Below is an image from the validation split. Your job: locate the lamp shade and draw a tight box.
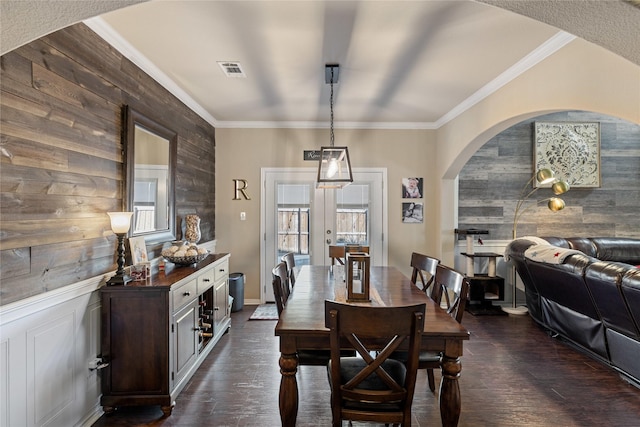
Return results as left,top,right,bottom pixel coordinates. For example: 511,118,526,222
316,146,353,188
536,168,556,185
547,197,566,212
108,212,133,234
551,180,570,195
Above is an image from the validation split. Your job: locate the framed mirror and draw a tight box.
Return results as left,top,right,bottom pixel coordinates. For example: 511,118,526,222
124,105,177,245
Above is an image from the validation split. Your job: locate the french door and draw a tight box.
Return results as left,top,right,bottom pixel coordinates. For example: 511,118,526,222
261,168,387,302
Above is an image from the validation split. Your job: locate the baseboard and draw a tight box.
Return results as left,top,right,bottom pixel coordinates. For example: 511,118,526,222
76,404,104,427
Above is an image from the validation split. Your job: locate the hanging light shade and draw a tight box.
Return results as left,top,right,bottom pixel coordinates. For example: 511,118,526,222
317,64,353,189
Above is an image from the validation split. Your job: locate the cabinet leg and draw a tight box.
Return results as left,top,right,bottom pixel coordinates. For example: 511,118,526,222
102,406,115,414
161,403,175,416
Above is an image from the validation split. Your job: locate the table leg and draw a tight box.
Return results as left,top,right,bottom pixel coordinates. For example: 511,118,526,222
279,351,299,427
439,354,462,427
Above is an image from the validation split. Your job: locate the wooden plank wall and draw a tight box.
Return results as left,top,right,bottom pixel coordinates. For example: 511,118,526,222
458,111,640,241
0,24,216,305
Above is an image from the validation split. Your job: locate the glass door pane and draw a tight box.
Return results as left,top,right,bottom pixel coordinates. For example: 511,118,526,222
276,183,310,268
336,184,369,246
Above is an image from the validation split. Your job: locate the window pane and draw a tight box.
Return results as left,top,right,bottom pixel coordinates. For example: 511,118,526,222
336,184,369,245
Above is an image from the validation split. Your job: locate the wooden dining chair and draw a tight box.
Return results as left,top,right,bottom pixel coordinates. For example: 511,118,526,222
392,264,469,393
410,252,440,295
329,245,370,266
271,262,290,316
281,252,297,288
329,245,345,266
423,264,469,392
325,300,425,427
272,262,349,366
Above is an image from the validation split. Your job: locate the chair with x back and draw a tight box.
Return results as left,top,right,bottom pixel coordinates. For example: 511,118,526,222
325,300,425,427
421,264,469,392
281,252,297,288
410,252,440,295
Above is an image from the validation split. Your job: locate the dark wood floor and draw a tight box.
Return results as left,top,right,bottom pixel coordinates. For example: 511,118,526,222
92,305,640,426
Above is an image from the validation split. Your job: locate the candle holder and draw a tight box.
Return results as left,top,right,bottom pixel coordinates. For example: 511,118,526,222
346,252,370,302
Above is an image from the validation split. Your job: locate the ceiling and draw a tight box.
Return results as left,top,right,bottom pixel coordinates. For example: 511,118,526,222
3,1,639,129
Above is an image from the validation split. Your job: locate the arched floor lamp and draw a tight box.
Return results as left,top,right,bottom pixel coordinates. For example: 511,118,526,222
502,168,570,315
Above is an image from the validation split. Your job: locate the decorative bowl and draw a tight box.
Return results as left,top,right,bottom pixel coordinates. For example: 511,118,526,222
163,251,210,266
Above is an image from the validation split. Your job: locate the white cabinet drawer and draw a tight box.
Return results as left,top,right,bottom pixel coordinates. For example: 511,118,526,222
197,269,216,294
173,279,198,311
214,260,229,281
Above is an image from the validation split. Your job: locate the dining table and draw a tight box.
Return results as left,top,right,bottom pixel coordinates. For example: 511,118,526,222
274,265,470,427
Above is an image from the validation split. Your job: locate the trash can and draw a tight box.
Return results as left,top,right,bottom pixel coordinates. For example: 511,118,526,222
228,273,244,312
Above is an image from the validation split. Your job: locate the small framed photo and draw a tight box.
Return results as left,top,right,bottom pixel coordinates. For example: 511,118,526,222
130,262,150,282
402,177,423,199
402,202,423,223
129,236,148,265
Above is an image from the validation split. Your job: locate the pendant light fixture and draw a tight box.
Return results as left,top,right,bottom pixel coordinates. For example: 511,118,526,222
317,64,353,189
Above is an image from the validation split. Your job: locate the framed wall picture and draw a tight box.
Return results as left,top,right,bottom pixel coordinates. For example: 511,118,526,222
534,122,601,188
402,177,423,199
402,202,423,223
128,236,148,265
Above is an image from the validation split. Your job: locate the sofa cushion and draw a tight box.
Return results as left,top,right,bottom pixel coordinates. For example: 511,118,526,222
566,237,598,257
591,238,640,265
525,253,600,319
585,261,639,338
621,268,640,336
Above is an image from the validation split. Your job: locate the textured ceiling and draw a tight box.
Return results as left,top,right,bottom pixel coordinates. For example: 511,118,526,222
2,1,638,129
478,0,640,66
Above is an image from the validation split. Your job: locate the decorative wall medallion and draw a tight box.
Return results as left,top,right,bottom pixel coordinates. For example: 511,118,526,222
534,122,600,188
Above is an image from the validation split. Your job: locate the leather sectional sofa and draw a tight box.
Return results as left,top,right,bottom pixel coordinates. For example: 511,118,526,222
505,237,640,386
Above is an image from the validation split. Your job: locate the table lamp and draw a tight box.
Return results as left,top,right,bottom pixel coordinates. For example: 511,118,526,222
107,211,134,286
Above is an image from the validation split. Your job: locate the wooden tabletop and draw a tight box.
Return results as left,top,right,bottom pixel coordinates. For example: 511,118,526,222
275,265,469,340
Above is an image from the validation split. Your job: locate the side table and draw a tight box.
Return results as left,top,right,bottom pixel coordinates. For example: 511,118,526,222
460,252,506,315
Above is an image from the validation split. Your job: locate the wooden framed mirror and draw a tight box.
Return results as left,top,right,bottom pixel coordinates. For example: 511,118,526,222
124,105,177,245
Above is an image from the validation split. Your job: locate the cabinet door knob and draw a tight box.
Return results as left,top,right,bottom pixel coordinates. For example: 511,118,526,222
183,291,191,296
203,278,210,282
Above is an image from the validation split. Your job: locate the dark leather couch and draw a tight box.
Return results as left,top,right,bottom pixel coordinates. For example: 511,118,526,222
505,237,640,386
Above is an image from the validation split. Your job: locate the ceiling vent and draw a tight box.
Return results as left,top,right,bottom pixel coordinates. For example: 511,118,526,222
217,61,246,78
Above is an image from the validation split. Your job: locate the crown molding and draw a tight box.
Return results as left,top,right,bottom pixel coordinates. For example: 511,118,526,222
84,16,219,127
85,17,574,131
434,31,576,128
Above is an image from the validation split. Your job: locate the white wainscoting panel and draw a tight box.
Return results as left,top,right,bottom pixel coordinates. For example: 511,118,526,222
28,313,75,426
0,278,102,427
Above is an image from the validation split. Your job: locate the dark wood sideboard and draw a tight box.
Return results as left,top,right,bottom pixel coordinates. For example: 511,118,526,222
100,253,231,415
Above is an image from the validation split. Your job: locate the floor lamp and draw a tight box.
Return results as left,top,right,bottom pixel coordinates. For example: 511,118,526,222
502,168,570,315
